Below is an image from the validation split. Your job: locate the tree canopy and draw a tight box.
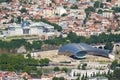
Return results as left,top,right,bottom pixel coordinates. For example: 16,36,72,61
0,54,38,73
53,67,60,72
113,69,120,80
61,67,68,73
0,39,43,53
106,0,111,2
104,42,114,50
94,1,105,9
39,58,50,66
1,32,120,53
52,77,65,80
85,6,95,14
0,0,12,3
94,1,100,8
111,60,118,70
97,9,103,14
40,18,62,31
112,7,120,13
70,4,78,9
20,8,28,13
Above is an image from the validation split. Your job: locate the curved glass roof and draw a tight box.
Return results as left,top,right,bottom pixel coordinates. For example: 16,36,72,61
21,21,30,27
59,44,81,54
58,43,111,58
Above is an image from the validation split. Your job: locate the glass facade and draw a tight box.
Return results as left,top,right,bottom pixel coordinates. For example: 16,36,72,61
58,43,111,58
23,29,30,34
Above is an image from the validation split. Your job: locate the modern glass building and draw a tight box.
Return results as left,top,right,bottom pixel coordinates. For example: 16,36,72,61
58,43,115,59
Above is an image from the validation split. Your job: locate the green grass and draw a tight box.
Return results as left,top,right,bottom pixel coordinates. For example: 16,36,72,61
42,68,53,73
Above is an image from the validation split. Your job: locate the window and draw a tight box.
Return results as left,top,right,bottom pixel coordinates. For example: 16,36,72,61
23,29,30,34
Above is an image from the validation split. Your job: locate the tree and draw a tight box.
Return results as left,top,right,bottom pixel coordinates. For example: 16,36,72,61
24,42,32,51
94,1,100,8
67,31,80,43
104,42,113,50
10,18,14,23
107,28,112,32
40,18,62,31
98,9,103,14
52,77,58,80
0,0,12,3
113,69,120,80
53,67,60,72
82,64,86,70
0,54,39,74
61,67,68,73
70,4,78,9
5,0,12,3
106,0,111,2
63,6,67,9
107,69,112,78
39,58,50,66
94,1,105,9
111,60,118,70
59,77,65,80
112,7,120,13
37,70,43,78
85,6,95,23
51,0,55,3
0,0,5,3
17,16,22,23
26,54,31,59
23,66,33,74
20,8,27,13
61,13,67,17
85,6,95,15
76,77,80,80
23,76,28,80
52,77,64,80
100,3,105,8
32,40,42,50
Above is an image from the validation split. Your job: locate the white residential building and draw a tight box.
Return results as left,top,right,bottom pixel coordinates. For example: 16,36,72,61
70,69,113,78
102,11,113,18
55,6,67,16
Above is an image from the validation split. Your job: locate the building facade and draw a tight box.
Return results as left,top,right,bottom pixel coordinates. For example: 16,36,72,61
7,21,56,38
58,43,115,59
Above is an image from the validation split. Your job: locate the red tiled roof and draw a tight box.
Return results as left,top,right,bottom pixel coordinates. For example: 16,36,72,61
0,73,3,77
